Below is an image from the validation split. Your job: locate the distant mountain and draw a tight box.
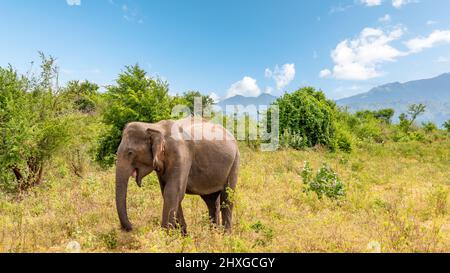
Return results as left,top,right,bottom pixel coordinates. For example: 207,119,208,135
216,93,277,109
337,73,450,125
214,93,277,117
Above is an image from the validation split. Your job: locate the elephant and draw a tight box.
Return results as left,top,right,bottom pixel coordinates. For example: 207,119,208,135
115,117,240,235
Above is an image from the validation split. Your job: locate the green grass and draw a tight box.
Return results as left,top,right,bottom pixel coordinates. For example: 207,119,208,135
1,140,449,253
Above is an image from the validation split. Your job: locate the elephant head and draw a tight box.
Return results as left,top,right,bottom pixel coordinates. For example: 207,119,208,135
115,122,166,231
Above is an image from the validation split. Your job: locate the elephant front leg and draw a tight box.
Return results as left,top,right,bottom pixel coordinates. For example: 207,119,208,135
161,181,186,233
161,192,179,230
177,204,188,236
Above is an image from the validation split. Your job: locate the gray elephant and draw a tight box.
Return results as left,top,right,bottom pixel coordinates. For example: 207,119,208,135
115,118,240,235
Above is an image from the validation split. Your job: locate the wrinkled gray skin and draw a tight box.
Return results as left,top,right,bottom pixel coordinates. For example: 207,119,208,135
115,118,239,235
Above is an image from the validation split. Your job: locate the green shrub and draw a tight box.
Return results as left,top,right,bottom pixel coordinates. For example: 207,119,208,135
356,109,395,124
250,221,274,247
99,229,118,250
443,119,450,133
96,65,172,167
422,122,437,133
301,161,346,199
274,87,336,149
171,90,214,116
0,54,82,192
335,108,385,145
62,80,102,114
335,124,353,153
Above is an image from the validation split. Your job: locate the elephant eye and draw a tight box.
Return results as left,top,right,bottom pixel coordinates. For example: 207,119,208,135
127,149,134,157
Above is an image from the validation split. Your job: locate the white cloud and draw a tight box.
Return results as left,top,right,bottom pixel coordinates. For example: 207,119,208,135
361,0,382,7
378,14,391,23
405,30,450,53
322,27,406,80
226,77,261,98
392,0,415,8
359,0,416,8
265,63,296,90
66,0,81,6
427,20,437,26
329,4,353,14
321,26,450,81
319,69,332,78
209,92,220,103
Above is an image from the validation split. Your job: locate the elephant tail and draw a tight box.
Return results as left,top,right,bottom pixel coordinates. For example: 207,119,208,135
225,150,240,192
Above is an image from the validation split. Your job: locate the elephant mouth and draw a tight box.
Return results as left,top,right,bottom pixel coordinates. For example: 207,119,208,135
131,168,143,187
131,168,137,178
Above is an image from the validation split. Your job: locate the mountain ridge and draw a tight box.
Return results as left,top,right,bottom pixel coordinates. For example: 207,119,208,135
337,73,450,125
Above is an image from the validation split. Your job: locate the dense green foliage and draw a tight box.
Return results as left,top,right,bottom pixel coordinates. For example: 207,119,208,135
355,108,395,124
95,65,172,167
0,55,102,192
172,90,214,116
444,119,450,132
274,87,337,150
63,80,102,114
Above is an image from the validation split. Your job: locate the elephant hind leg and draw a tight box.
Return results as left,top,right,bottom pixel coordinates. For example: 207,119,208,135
221,153,239,233
201,192,221,225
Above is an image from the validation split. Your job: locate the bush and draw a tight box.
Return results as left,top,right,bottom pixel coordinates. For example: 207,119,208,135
274,87,336,149
62,80,102,114
171,90,215,116
443,119,450,133
422,122,437,134
335,125,353,153
301,161,346,199
356,109,395,124
280,129,307,150
96,65,172,167
336,108,390,144
0,54,81,192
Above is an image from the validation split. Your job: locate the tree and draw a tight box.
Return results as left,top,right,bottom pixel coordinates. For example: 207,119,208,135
407,104,426,125
422,121,437,133
443,119,450,133
373,109,395,124
96,65,172,167
0,54,77,192
63,80,101,114
356,109,395,124
273,87,336,149
399,104,426,132
170,91,215,117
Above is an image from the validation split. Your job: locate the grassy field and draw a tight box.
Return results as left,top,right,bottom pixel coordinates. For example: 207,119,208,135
0,140,449,253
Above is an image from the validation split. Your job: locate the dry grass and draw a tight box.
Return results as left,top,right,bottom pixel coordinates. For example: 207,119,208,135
0,140,449,253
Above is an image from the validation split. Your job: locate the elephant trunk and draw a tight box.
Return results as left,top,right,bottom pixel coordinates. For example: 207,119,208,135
116,164,133,231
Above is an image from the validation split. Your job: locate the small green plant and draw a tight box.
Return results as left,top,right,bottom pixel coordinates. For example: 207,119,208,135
301,161,346,199
99,229,118,250
250,221,274,247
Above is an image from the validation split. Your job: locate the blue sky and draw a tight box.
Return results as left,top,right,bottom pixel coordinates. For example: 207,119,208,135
1,0,450,100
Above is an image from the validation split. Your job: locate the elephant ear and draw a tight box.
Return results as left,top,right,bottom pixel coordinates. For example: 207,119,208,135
147,128,166,173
